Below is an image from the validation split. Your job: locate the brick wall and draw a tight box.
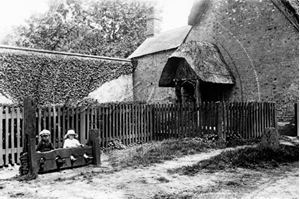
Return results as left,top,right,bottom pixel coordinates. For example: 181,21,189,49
132,51,176,103
186,0,298,126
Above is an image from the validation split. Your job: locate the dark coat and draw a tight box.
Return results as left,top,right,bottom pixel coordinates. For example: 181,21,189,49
36,140,54,152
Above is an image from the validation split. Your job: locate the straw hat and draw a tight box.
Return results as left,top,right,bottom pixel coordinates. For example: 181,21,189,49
65,130,76,139
39,129,51,136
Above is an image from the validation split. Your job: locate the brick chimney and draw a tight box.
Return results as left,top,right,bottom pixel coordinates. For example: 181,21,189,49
145,7,162,37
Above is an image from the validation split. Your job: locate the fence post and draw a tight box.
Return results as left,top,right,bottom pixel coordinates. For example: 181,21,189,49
24,97,38,177
295,103,299,137
0,107,3,166
90,129,101,166
216,102,224,141
80,106,86,144
150,104,155,141
274,103,278,134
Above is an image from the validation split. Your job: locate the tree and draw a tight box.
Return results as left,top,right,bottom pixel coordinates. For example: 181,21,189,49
3,0,156,58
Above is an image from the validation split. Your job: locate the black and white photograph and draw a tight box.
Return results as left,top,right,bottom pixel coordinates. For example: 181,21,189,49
0,0,298,198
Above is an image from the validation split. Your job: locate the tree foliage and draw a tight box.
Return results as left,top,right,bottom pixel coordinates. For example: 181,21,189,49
4,0,156,58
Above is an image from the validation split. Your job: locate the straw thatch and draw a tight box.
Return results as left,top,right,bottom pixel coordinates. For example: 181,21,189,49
159,41,235,87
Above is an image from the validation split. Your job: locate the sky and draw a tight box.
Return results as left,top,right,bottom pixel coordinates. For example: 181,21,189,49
0,0,194,42
158,0,194,31
0,0,48,40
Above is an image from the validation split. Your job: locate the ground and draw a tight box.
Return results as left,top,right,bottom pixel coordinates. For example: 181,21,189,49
0,143,298,199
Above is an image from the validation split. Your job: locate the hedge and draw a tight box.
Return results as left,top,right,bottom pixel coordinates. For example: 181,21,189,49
0,49,132,105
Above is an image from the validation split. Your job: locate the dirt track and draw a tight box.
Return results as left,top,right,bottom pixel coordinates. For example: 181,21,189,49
0,146,298,199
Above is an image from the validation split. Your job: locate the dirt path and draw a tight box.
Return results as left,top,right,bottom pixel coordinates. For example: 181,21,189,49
242,164,299,199
0,146,298,199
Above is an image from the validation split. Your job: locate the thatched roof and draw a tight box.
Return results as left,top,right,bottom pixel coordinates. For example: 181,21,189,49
128,25,192,59
159,41,235,87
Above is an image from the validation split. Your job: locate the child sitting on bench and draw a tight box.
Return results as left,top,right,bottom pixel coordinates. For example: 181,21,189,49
63,130,90,161
36,129,54,152
63,130,83,148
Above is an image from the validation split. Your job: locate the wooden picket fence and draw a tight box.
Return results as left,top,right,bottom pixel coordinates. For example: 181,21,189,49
154,103,219,139
0,102,277,166
0,106,23,166
222,102,277,139
153,102,277,140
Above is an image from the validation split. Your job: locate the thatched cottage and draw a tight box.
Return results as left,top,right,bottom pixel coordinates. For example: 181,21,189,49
129,0,299,133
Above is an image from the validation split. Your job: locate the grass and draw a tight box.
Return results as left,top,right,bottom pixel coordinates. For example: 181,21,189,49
54,176,77,182
153,193,193,199
170,144,299,175
53,170,107,182
156,176,170,183
108,137,222,168
13,173,38,181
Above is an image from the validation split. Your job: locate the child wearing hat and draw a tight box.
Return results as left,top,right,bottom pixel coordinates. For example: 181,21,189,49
63,130,87,162
36,129,54,152
63,129,83,148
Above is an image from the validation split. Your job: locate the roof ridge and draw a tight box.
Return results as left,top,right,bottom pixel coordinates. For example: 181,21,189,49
0,45,131,62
